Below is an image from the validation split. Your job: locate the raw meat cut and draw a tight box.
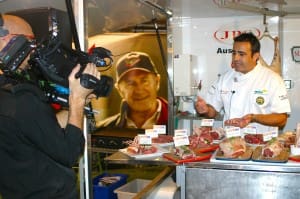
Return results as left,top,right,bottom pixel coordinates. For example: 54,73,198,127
262,138,284,158
259,37,281,76
219,137,246,158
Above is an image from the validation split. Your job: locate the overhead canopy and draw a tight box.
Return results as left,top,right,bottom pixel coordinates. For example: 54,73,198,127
0,0,169,36
1,0,300,37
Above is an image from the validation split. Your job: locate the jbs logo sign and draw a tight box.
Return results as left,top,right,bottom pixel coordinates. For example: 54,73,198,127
214,28,261,44
213,0,250,6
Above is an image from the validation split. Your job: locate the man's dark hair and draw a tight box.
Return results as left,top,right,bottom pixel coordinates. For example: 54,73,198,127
234,32,260,56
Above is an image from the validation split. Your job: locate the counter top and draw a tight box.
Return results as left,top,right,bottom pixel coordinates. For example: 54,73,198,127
185,160,300,173
104,150,300,173
104,151,175,166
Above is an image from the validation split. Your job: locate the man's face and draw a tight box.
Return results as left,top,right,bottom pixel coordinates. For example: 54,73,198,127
231,41,259,74
117,70,160,112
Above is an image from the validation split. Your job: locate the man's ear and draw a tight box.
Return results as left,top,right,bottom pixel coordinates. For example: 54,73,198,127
156,74,161,91
254,52,260,62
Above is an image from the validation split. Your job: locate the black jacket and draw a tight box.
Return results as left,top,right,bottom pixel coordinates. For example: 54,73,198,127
0,83,85,199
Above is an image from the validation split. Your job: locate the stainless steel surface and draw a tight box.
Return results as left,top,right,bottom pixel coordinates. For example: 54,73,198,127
105,150,300,172
104,151,174,166
105,151,300,199
185,167,300,199
176,165,186,199
185,160,300,172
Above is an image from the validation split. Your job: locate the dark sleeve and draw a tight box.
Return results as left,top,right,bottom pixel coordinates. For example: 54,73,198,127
15,92,85,167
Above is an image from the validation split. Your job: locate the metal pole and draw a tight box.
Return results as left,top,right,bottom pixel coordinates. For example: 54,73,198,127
79,115,94,199
72,0,92,198
79,116,91,199
82,116,93,199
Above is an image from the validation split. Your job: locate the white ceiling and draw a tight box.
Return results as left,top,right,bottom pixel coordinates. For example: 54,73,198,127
170,0,300,18
1,0,299,17
0,0,168,34
0,0,299,34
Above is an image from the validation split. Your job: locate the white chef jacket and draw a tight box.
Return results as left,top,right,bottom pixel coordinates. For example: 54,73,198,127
204,63,291,133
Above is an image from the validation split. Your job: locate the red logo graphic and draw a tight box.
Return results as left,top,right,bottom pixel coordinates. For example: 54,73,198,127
213,0,251,6
214,28,261,44
291,46,300,62
125,58,140,68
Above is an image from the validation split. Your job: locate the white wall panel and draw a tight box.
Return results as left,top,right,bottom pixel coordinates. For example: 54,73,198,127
171,15,300,132
282,17,300,131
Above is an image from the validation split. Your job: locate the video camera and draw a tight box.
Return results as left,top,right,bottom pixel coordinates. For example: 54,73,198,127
0,34,114,107
29,36,114,97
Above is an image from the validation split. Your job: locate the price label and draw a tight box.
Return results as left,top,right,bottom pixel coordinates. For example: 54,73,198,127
225,126,241,138
263,131,273,142
269,127,278,138
173,135,190,147
291,145,300,156
153,125,166,134
138,134,152,145
174,129,188,137
201,119,214,127
145,129,158,138
242,126,257,134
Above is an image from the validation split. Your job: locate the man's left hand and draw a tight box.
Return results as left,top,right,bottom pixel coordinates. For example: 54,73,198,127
225,114,252,128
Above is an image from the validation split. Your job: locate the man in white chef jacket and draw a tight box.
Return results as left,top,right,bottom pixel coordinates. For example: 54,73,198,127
195,32,291,133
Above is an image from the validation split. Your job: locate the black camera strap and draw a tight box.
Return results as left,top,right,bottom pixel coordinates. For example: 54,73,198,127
48,8,60,42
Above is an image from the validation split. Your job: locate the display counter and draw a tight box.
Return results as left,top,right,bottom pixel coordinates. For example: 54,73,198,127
104,151,175,166
104,151,300,199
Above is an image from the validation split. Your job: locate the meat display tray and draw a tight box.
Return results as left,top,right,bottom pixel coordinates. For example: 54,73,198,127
251,146,289,163
289,155,300,162
193,144,219,153
119,146,169,159
210,150,300,166
163,153,212,164
214,146,253,161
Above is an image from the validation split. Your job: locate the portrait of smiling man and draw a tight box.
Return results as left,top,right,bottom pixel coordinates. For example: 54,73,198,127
96,51,168,130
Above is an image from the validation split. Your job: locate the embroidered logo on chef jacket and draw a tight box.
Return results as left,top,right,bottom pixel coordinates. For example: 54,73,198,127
254,89,268,105
256,96,265,105
254,89,268,95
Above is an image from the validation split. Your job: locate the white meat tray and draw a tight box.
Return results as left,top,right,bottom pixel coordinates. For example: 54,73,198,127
119,146,169,159
210,150,300,167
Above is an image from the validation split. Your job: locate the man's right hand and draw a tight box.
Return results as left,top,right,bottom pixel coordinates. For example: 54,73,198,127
67,63,100,130
195,96,209,114
68,63,100,101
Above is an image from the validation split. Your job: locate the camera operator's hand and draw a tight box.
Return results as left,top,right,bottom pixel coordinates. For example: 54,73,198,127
69,63,100,98
67,63,100,129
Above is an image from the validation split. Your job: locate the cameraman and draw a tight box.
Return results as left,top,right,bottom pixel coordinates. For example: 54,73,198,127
0,15,100,198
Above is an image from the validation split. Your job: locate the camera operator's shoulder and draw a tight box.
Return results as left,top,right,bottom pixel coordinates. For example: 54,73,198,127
0,86,17,117
0,83,46,117
11,83,47,101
